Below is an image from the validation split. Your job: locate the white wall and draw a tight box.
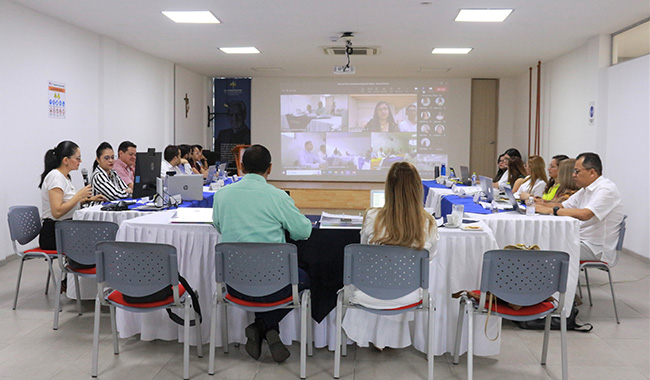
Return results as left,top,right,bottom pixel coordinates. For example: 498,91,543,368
604,55,650,257
0,0,209,260
174,65,212,147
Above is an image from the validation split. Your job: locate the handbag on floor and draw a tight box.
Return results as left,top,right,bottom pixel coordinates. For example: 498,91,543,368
514,302,593,332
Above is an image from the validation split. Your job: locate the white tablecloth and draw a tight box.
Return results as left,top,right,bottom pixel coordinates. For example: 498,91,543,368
425,187,454,217
114,213,502,356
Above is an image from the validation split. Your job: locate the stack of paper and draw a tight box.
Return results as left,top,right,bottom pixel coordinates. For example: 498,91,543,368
319,212,363,229
170,208,214,224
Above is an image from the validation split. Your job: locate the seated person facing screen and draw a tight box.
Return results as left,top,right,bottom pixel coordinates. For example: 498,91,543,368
39,141,104,264
541,155,569,201
91,142,131,203
342,162,438,350
113,140,137,190
212,144,312,363
160,145,183,177
506,156,527,192
513,155,547,198
190,144,208,177
177,144,194,174
493,153,507,183
537,153,624,263
522,157,578,203
494,148,522,189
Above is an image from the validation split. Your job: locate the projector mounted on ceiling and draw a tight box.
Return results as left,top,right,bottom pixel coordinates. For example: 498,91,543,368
333,65,356,74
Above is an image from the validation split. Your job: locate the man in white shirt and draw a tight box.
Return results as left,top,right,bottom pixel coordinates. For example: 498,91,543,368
298,141,322,168
398,104,417,132
161,145,183,176
537,152,624,263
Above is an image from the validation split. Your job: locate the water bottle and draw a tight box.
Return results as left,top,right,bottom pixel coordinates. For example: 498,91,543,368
441,164,446,176
471,172,477,186
526,196,535,216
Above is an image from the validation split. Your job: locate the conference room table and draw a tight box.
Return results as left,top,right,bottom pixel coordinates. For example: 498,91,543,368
425,191,582,318
111,210,505,356
68,189,216,299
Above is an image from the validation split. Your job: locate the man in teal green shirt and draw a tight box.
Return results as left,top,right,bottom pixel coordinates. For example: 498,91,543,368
212,144,312,363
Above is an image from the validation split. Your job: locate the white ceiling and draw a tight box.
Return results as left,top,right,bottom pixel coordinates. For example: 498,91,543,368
11,0,650,78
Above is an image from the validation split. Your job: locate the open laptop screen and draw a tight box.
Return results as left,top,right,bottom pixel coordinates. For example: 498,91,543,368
370,190,385,208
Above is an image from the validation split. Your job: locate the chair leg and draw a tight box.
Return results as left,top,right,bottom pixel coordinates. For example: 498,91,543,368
12,257,26,310
208,295,218,375
577,276,583,299
73,275,82,315
584,268,593,306
452,296,466,365
183,303,190,380
300,291,308,379
333,293,343,379
427,296,434,380
91,297,102,377
307,296,314,357
560,310,568,380
109,305,119,354
467,302,474,380
221,303,229,354
53,269,64,330
541,314,551,365
605,268,620,324
194,307,203,358
45,257,56,295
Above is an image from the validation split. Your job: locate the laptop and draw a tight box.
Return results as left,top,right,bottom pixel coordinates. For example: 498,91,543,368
459,165,470,183
166,174,204,201
478,175,494,202
503,185,526,214
206,165,217,183
370,189,385,208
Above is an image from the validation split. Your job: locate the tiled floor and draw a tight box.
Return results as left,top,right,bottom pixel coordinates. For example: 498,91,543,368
0,251,647,380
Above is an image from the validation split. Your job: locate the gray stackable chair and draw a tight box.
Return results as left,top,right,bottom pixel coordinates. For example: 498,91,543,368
92,241,202,380
578,214,627,324
333,244,434,380
7,205,59,310
452,250,570,380
209,242,312,379
53,220,119,330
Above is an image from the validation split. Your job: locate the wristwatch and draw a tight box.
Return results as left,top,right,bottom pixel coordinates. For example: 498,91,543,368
553,206,560,216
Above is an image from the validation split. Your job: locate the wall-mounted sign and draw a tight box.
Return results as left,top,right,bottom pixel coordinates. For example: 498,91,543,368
588,101,595,126
49,81,66,119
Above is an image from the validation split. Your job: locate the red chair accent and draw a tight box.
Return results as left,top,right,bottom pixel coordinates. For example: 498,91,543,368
24,248,58,255
107,284,186,308
470,290,554,316
225,293,292,308
66,266,97,275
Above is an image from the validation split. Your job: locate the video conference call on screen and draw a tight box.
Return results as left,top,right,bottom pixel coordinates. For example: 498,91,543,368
271,79,469,182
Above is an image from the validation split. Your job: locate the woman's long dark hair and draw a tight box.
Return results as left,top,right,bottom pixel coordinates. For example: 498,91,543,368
507,157,526,186
93,142,113,171
493,153,506,182
363,101,398,132
544,154,569,194
39,141,79,188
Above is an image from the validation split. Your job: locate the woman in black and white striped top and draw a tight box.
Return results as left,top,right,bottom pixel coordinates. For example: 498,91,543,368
91,142,132,202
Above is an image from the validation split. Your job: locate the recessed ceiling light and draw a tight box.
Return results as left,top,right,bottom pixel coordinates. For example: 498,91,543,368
162,11,220,24
219,47,260,54
432,48,472,54
251,67,284,73
455,9,513,22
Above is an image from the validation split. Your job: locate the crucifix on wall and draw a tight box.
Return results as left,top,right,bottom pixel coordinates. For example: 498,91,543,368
184,93,190,118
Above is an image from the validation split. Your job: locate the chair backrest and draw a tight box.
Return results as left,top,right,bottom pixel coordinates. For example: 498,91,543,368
55,220,119,266
95,241,179,297
480,250,570,307
214,242,298,297
7,205,41,245
616,215,628,252
343,244,429,300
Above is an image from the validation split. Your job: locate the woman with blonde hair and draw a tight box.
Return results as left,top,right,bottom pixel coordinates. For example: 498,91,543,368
342,162,438,349
514,155,548,197
552,159,579,202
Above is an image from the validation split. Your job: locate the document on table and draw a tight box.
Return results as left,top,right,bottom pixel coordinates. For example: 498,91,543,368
319,212,363,229
170,208,214,224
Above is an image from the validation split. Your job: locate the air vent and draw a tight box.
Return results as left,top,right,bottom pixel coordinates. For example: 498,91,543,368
321,46,380,56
